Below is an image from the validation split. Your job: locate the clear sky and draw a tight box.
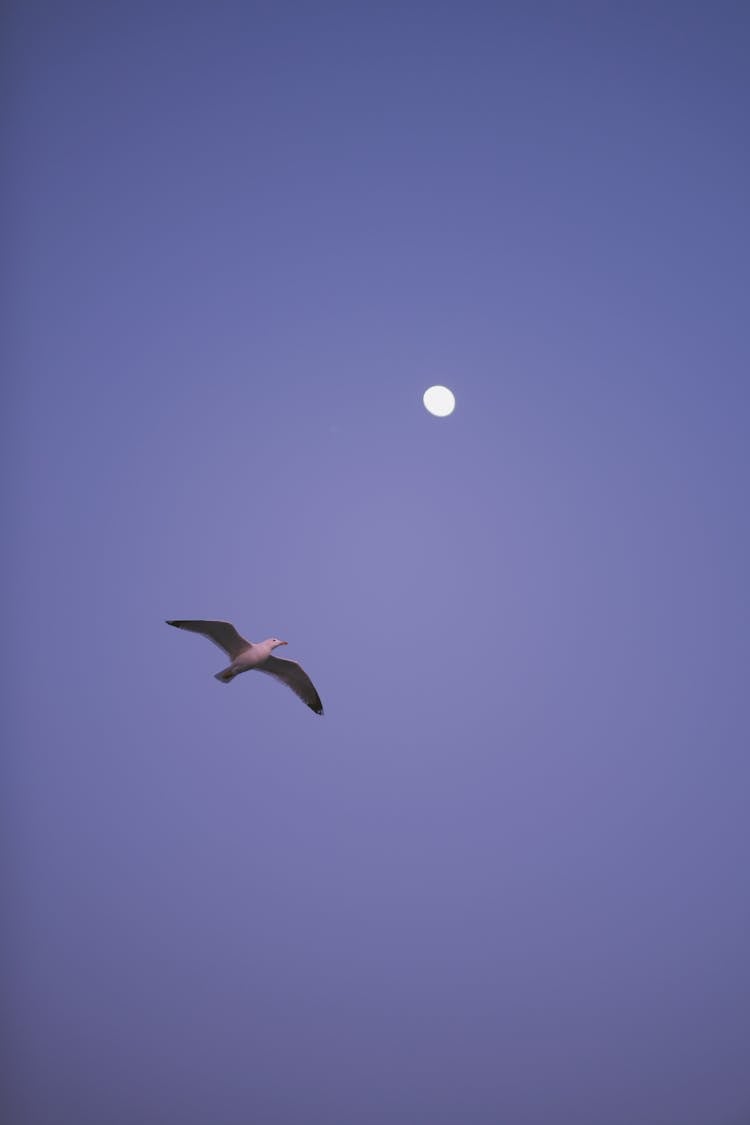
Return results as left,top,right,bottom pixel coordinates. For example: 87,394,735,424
4,3,750,1123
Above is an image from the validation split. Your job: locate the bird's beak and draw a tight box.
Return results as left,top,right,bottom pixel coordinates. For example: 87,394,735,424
279,640,288,646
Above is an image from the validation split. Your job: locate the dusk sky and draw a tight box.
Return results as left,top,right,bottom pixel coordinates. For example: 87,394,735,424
5,3,750,1123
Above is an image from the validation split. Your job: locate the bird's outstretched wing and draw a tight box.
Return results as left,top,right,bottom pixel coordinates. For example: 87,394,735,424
166,620,252,659
259,656,324,715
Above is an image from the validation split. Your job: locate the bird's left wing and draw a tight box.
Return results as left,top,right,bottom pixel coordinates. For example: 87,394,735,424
259,656,324,715
166,619,252,659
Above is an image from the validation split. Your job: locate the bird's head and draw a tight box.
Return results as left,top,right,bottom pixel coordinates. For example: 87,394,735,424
270,638,288,650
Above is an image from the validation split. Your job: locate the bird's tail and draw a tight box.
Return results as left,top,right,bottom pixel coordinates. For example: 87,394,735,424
214,666,237,684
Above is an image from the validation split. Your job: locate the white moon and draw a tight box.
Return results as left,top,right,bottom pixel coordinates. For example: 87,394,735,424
423,385,456,417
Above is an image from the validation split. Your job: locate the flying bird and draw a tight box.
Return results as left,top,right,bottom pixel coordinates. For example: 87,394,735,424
166,619,324,715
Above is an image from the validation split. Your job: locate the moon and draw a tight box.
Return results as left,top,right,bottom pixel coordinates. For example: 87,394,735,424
423,385,456,417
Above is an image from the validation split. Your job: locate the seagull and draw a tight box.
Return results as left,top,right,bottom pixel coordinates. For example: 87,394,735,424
166,620,324,715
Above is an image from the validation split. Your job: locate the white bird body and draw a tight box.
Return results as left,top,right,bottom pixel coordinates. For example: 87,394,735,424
166,620,324,715
227,637,283,673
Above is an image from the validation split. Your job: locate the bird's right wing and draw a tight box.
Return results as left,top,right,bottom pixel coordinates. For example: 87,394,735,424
259,656,324,715
166,620,252,659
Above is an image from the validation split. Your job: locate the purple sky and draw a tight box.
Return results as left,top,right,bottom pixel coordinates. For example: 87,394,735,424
5,3,750,1123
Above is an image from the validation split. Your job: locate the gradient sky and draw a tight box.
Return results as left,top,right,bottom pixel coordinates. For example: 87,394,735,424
4,3,750,1124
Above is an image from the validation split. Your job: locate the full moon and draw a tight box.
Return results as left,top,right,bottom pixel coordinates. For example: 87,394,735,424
423,385,456,417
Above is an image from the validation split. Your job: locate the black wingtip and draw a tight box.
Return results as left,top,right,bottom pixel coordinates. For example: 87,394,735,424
166,620,180,627
310,703,324,715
